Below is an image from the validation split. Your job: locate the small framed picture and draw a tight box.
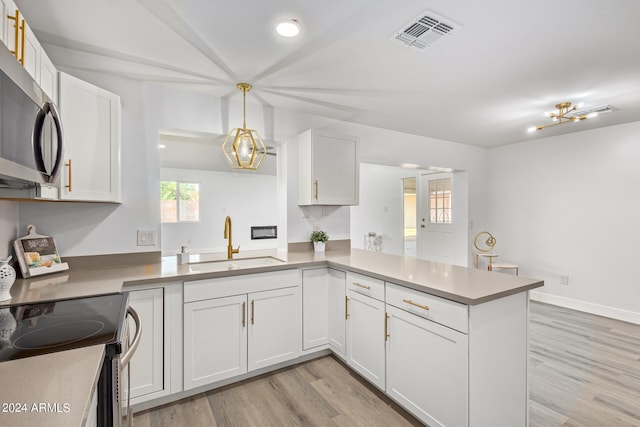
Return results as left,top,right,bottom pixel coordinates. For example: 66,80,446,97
14,225,69,278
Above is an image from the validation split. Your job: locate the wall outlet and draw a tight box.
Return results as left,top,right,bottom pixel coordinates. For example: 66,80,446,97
137,229,157,246
560,275,569,286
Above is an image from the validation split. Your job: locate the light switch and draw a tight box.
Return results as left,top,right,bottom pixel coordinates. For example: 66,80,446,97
137,229,157,246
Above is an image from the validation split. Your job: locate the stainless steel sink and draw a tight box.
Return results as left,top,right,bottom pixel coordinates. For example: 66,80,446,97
188,256,286,272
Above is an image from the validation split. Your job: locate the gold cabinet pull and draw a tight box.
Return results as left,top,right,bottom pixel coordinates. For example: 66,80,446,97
7,10,20,61
242,301,246,327
251,299,255,325
65,159,72,192
345,295,349,319
385,312,390,341
353,282,371,290
402,299,430,311
314,180,318,200
19,18,25,66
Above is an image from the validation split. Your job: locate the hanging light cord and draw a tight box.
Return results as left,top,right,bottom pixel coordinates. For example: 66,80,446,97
242,85,247,129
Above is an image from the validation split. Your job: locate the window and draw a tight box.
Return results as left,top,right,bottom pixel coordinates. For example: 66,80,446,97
429,178,451,224
160,181,200,223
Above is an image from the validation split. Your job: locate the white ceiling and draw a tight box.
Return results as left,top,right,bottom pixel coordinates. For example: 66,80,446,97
16,0,640,147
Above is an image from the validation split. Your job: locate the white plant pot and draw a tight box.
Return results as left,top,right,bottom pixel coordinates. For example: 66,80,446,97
313,241,326,252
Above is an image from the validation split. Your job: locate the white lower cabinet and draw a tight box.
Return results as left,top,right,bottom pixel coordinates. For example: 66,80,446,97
327,268,346,356
346,288,386,391
248,286,300,371
183,270,300,391
386,304,468,427
128,287,165,401
184,294,247,389
127,283,181,406
302,268,329,350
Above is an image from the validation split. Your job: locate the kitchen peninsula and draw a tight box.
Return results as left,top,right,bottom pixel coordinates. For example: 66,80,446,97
1,249,543,426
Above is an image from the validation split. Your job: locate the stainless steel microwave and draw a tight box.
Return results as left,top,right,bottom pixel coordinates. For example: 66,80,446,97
0,44,63,199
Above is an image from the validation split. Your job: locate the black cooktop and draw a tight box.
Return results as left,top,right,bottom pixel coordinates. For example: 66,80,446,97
0,293,128,362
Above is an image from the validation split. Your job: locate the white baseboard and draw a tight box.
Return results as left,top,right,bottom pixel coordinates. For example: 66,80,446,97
529,291,640,325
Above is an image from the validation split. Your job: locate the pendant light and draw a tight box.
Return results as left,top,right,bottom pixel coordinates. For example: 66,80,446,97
222,83,267,170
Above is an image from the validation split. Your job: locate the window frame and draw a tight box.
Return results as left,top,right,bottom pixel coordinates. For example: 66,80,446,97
428,177,452,225
160,180,201,223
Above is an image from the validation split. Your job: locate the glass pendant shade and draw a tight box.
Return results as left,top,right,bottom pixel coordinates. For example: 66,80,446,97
222,83,267,170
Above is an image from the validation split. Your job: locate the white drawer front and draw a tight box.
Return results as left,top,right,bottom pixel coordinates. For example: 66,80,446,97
385,282,468,333
346,272,384,301
184,270,299,302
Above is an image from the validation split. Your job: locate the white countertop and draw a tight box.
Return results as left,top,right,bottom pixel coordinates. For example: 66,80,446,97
0,345,104,427
2,248,543,307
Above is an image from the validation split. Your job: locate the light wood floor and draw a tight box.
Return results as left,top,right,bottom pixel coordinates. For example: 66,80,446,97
134,302,640,426
529,302,640,426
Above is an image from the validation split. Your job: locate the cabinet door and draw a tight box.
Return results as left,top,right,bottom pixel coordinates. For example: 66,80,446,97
58,72,122,202
128,288,164,399
184,295,247,390
248,286,300,371
21,20,39,81
0,0,10,47
346,289,385,390
302,268,329,350
39,49,58,104
312,132,358,205
327,268,346,356
386,305,468,427
2,0,18,59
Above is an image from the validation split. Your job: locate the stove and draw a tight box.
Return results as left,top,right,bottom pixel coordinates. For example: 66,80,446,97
0,293,128,361
0,293,139,427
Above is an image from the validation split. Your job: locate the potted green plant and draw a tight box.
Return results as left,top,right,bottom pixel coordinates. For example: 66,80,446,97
310,230,329,252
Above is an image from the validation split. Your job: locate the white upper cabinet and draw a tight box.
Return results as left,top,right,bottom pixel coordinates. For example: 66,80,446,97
298,129,359,206
58,72,122,202
2,2,57,101
38,48,57,104
21,19,38,82
0,0,12,47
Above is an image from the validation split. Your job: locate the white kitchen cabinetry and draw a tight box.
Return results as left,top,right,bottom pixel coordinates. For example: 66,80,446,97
58,72,122,202
302,268,329,350
327,268,346,357
0,0,10,47
298,129,359,206
127,283,181,406
386,304,468,427
21,19,38,81
248,286,300,371
128,288,165,400
183,270,300,391
39,48,58,103
345,272,386,390
2,2,57,102
184,294,247,389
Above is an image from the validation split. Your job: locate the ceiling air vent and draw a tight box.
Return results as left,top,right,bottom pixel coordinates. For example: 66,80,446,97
391,11,459,50
573,104,617,117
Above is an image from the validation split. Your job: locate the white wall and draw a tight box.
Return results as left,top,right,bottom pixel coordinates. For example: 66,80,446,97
160,167,277,254
0,201,18,258
350,164,418,256
487,120,640,323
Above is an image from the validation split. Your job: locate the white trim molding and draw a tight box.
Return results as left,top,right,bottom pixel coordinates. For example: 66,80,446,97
530,291,640,325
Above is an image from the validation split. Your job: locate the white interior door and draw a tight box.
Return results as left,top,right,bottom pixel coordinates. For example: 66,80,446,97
418,172,469,266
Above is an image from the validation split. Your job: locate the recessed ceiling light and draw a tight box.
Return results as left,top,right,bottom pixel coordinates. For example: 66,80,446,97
401,163,419,169
158,144,166,149
276,19,301,37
